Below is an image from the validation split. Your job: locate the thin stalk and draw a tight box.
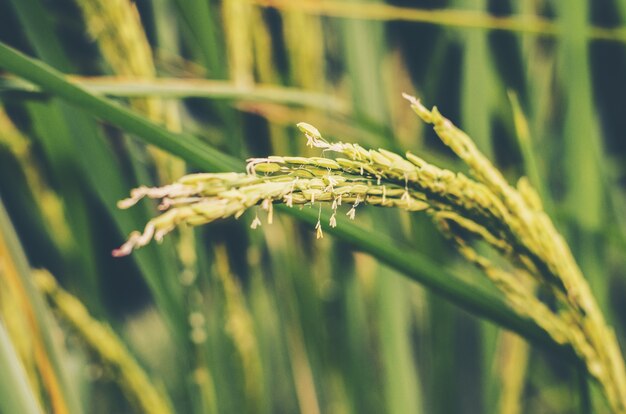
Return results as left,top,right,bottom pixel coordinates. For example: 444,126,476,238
252,0,626,43
0,199,83,414
0,76,348,113
34,269,174,414
170,0,224,78
0,319,42,414
507,91,548,207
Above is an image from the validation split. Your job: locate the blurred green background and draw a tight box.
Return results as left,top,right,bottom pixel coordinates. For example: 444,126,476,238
1,0,626,413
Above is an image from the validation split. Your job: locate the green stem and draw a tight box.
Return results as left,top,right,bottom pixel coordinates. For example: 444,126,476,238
0,77,348,113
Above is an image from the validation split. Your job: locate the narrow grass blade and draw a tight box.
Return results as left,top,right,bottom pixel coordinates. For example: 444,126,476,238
0,76,348,113
171,0,224,78
507,91,547,204
456,0,496,157
0,319,42,414
378,269,423,414
0,199,83,414
34,269,174,414
253,0,626,43
556,0,608,317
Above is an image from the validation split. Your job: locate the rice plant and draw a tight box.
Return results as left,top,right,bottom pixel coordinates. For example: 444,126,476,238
1,0,626,413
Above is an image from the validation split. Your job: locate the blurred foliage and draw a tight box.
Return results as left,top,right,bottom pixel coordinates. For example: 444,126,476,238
1,0,626,412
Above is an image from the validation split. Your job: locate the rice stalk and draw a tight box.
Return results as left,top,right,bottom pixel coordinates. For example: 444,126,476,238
116,95,626,412
251,0,626,43
408,94,626,413
74,0,160,119
259,0,328,156
0,107,73,252
281,3,326,90
284,320,321,414
250,10,279,85
0,319,43,414
74,0,185,183
222,0,255,86
496,332,529,414
1,74,348,112
0,266,42,402
213,245,264,411
33,269,174,414
0,261,58,414
0,216,69,414
261,230,322,414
